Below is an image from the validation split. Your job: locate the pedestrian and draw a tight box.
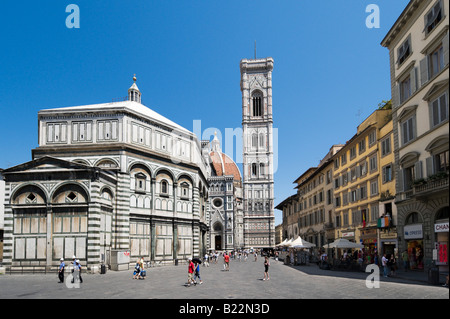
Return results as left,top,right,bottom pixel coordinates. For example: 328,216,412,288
58,258,65,283
443,275,449,288
139,257,146,279
76,259,83,283
224,252,230,271
382,254,389,277
204,253,209,267
263,256,270,281
402,250,409,272
133,259,140,279
193,261,202,285
389,254,397,276
275,251,279,262
187,258,195,287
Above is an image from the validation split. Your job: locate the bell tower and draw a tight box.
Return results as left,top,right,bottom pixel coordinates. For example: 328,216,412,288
240,57,275,249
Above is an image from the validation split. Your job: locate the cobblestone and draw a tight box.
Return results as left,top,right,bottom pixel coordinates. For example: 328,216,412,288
0,258,448,299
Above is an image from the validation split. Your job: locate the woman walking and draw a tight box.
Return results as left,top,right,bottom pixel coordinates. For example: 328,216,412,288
263,256,270,281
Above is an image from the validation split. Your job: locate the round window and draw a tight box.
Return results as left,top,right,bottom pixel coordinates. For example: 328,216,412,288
213,198,223,208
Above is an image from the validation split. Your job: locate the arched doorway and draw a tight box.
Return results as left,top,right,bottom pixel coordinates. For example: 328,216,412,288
213,222,223,251
215,236,222,250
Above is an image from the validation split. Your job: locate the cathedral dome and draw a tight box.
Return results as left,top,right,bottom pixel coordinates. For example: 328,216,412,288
209,150,242,181
209,132,241,181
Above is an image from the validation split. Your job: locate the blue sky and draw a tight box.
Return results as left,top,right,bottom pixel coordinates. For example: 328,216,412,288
0,1,409,225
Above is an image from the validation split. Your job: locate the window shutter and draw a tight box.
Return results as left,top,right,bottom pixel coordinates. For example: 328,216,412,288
410,67,417,94
392,83,400,108
420,57,429,87
426,156,435,177
443,32,449,67
415,160,423,179
397,168,405,193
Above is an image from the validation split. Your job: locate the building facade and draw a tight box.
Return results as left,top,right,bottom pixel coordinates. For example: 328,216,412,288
332,108,396,256
381,0,449,272
240,58,276,249
1,78,211,271
276,145,343,249
207,133,244,251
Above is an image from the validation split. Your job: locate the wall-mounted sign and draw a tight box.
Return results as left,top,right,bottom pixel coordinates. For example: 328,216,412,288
404,224,423,239
434,222,449,233
342,232,355,238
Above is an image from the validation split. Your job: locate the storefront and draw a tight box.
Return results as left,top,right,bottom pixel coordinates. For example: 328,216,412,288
404,224,424,270
434,221,449,273
360,228,377,256
379,227,398,259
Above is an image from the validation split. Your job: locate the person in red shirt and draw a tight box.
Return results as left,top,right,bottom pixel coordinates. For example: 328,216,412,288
224,252,230,271
187,258,195,287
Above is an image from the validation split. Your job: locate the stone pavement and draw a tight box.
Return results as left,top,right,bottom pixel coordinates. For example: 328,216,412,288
0,257,448,300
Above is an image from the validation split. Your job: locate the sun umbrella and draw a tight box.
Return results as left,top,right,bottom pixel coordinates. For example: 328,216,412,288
290,236,316,248
323,238,363,249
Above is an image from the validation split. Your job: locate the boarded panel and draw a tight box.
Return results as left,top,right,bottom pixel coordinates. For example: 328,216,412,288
76,237,86,259
53,237,64,259
15,238,25,259
64,238,75,259
26,238,36,259
37,238,46,259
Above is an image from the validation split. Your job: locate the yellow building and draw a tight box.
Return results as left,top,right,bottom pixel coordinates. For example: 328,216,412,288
332,107,395,257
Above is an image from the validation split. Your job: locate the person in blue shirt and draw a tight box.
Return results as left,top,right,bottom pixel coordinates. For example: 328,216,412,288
58,258,65,283
193,261,202,285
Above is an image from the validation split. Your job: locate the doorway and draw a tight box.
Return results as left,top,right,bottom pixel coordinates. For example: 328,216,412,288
215,235,222,250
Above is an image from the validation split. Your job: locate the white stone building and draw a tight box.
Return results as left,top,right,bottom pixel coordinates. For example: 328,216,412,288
1,77,210,271
240,58,276,250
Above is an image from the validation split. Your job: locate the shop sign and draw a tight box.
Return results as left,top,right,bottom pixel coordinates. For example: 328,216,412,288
404,224,423,239
435,242,448,266
342,232,354,238
434,222,449,233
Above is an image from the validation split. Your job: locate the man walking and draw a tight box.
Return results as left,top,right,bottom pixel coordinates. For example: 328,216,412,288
382,254,389,277
58,258,65,283
401,250,408,272
187,258,195,287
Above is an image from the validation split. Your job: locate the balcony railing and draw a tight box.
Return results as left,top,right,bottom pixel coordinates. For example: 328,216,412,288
397,175,449,202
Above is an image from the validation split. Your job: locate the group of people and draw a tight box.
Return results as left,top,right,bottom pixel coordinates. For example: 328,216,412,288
186,257,203,287
133,257,146,280
58,256,83,284
186,250,271,286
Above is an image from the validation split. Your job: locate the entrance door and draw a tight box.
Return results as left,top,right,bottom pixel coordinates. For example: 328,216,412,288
215,235,222,250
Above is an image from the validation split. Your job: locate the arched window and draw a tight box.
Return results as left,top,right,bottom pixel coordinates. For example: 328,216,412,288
251,163,258,177
161,180,168,194
405,212,421,224
252,134,258,148
259,133,265,148
252,91,263,117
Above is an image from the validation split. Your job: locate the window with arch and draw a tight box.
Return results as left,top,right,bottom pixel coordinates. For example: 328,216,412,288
135,173,147,193
161,180,168,195
252,133,258,148
405,212,421,225
251,163,258,177
252,91,263,117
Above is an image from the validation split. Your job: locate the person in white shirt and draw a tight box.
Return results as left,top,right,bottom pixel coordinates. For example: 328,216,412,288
382,254,389,277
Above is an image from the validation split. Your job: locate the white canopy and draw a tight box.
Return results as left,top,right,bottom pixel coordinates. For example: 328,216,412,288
276,239,288,247
289,236,316,248
323,238,364,249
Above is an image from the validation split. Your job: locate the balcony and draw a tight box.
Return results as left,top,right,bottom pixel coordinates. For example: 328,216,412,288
414,174,449,200
397,173,449,202
323,222,334,230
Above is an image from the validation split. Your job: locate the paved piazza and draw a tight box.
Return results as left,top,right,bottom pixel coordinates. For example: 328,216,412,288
0,257,448,300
